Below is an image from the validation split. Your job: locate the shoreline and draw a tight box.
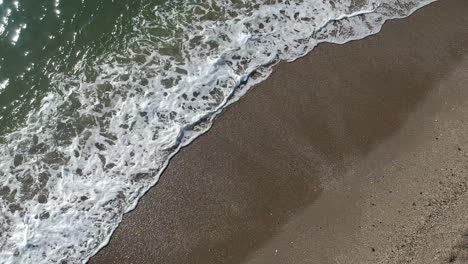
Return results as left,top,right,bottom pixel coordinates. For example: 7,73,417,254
90,0,468,263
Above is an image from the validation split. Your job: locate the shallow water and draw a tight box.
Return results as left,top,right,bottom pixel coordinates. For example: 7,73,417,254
0,0,436,263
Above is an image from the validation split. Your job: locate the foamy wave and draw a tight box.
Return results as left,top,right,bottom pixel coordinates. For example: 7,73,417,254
0,0,436,263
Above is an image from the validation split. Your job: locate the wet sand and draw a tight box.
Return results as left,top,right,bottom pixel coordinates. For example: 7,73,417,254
90,0,468,263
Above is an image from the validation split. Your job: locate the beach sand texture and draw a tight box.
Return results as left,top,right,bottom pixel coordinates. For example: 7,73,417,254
90,0,468,263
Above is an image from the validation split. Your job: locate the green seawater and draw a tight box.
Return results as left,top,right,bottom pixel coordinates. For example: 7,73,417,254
0,0,147,133
0,0,249,135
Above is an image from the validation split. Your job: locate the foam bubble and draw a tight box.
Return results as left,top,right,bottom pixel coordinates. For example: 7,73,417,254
0,0,436,263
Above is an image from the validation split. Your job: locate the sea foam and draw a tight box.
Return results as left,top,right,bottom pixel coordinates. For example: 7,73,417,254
0,0,437,263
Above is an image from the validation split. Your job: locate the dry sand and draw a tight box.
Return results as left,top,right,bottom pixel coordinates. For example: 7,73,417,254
90,0,468,263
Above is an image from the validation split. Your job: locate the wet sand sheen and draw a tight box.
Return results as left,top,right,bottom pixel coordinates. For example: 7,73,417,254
90,0,468,263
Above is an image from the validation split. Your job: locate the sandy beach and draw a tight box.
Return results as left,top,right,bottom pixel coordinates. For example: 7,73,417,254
90,0,468,263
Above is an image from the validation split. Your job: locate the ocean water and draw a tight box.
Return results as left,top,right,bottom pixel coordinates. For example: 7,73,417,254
0,0,436,263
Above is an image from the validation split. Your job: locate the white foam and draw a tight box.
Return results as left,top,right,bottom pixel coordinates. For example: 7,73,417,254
0,0,437,263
